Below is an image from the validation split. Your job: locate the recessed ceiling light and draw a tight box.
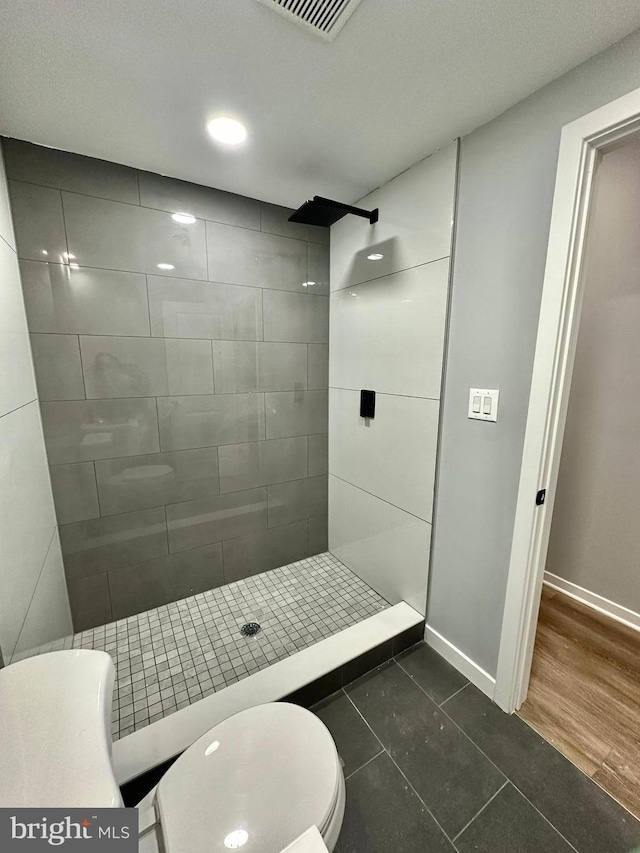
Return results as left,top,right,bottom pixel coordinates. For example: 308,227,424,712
41,250,48,256
224,829,248,849
367,253,384,261
157,263,175,270
207,117,247,146
172,212,196,225
302,281,316,287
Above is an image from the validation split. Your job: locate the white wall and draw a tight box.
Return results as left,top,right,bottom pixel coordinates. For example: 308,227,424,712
0,149,71,663
546,136,640,615
328,143,457,615
428,28,640,677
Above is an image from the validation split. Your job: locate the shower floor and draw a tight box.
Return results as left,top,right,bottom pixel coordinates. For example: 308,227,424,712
18,552,389,740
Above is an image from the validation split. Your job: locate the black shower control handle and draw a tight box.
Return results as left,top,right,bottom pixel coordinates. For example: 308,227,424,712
360,390,376,419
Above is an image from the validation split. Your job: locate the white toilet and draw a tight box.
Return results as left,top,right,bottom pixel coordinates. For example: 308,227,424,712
0,649,345,853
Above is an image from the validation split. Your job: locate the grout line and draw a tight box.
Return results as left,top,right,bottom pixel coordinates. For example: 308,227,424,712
451,779,508,842
0,397,38,420
406,666,581,853
345,748,385,780
343,689,455,844
332,255,450,293
0,232,16,252
48,433,325,470
76,334,89,399
18,257,329,302
92,461,103,517
143,274,152,335
210,340,216,395
59,188,71,260
330,385,440,402
26,329,325,347
7,176,325,248
329,473,432,524
438,682,470,707
506,788,580,853
8,527,58,663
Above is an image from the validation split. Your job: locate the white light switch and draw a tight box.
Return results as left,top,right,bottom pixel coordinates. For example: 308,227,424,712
468,388,499,422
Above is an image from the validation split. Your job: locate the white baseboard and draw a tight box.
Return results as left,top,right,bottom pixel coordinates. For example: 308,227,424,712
544,572,640,634
425,624,496,699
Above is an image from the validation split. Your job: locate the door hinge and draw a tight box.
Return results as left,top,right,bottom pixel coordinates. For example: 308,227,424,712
536,489,546,506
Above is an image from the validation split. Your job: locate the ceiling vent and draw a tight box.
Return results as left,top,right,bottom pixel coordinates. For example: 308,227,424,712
256,0,363,41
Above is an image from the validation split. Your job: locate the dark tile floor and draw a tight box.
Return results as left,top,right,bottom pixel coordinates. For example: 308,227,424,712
311,642,640,853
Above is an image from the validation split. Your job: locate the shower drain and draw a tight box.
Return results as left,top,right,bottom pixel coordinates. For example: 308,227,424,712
240,621,261,637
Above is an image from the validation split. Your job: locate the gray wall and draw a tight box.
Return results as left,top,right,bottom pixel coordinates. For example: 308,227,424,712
3,138,329,631
428,28,640,676
0,146,71,661
546,136,640,614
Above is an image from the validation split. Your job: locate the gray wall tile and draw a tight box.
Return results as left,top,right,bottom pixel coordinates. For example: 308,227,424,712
30,334,85,401
166,487,267,553
138,171,260,229
308,516,328,555
8,181,67,261
206,221,307,292
268,475,328,528
265,390,328,439
308,343,329,389
218,437,307,494
41,397,160,464
50,462,100,525
3,139,139,204
20,261,150,336
157,394,264,451
222,520,309,583
263,290,329,343
147,276,262,341
66,573,112,632
63,192,207,279
60,506,167,578
308,433,328,476
9,140,329,628
108,543,224,620
307,243,330,295
259,202,329,245
212,341,307,393
80,336,214,398
95,447,219,516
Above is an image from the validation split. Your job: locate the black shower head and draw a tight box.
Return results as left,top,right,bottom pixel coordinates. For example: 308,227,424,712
288,196,379,227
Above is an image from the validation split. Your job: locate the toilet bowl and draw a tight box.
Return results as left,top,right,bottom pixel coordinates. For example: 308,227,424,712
0,650,345,853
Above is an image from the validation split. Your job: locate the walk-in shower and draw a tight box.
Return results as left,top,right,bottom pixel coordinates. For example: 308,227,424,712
1,138,418,772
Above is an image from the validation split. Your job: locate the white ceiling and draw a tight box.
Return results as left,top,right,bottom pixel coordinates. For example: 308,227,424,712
2,0,640,208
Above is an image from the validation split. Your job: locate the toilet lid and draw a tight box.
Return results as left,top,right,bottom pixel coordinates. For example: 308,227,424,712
156,703,341,853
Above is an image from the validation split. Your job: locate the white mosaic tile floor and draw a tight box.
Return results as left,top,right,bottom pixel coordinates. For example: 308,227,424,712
18,553,389,740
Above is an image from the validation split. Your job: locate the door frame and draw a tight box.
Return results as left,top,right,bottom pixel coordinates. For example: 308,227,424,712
493,85,640,713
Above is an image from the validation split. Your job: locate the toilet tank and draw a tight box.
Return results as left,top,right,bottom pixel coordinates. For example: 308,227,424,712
0,650,123,808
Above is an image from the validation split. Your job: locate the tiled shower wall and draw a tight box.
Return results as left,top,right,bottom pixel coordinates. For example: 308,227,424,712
0,147,71,662
328,142,458,615
3,138,329,632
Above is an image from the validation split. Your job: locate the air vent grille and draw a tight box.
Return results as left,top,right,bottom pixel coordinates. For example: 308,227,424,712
256,0,363,41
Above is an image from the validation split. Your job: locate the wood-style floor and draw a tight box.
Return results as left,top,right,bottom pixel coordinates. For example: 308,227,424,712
519,586,640,820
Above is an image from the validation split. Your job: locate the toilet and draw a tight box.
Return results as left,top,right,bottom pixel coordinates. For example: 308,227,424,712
0,650,345,853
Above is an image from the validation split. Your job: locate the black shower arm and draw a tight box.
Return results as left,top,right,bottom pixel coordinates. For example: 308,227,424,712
312,196,379,224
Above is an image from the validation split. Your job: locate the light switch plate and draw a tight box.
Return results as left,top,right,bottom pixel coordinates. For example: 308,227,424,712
468,388,499,422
